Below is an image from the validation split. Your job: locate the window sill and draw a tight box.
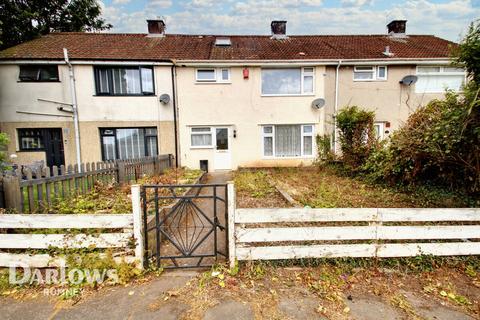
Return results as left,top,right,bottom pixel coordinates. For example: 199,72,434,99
17,80,60,83
195,81,231,85
93,94,156,97
190,146,214,149
352,79,387,82
262,155,315,160
17,149,46,152
261,93,315,97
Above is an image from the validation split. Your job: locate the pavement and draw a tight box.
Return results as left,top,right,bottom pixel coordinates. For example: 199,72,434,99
0,268,475,320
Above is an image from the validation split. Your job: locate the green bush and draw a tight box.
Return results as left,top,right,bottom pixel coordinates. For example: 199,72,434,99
0,132,9,171
315,134,334,162
362,86,480,194
336,106,376,169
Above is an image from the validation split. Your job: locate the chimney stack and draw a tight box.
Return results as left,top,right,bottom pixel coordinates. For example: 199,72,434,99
387,20,407,36
147,19,165,37
271,20,287,39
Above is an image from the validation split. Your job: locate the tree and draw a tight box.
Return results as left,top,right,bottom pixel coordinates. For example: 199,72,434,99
453,19,480,85
0,0,111,50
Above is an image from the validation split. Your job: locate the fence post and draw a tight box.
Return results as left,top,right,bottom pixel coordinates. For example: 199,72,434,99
227,182,236,268
131,184,144,270
153,156,160,175
4,175,22,213
168,154,173,168
117,161,125,184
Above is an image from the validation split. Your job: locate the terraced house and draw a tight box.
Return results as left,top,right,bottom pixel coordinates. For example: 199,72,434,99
0,19,465,171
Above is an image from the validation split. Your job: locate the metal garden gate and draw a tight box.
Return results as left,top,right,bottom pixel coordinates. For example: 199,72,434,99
141,183,228,269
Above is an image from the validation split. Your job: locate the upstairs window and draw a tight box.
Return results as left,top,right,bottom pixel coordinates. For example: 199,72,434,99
353,66,387,81
415,66,465,93
195,68,230,83
262,67,315,95
19,65,59,82
94,66,154,96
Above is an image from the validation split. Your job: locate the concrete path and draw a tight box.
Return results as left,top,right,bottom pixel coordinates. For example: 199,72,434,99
0,270,197,320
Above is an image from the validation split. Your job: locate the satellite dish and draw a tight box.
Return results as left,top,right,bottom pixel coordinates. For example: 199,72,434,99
311,98,325,110
159,94,171,104
399,75,418,86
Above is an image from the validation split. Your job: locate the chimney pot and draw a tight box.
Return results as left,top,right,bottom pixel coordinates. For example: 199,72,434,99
271,20,287,39
147,19,165,37
387,20,407,36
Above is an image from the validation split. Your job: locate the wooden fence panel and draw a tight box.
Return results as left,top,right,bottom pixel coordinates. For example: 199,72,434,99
0,185,144,268
0,213,133,229
2,154,173,213
232,200,480,263
0,233,131,249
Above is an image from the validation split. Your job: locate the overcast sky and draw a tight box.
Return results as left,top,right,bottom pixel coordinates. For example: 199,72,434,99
101,0,480,42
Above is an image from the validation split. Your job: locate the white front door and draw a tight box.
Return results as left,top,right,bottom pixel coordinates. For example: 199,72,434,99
214,127,231,170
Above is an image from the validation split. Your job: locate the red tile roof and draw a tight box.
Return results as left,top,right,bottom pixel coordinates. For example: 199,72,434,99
0,32,455,61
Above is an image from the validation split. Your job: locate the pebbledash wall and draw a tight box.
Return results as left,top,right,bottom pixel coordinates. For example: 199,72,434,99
176,65,327,171
0,63,176,166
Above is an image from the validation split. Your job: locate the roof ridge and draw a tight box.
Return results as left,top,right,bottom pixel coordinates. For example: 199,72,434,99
46,32,443,38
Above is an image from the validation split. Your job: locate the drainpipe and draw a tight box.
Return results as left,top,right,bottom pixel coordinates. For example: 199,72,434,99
63,48,82,171
170,63,179,167
333,60,342,154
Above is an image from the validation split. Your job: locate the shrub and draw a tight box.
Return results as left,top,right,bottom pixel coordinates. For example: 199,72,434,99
362,86,480,194
0,132,9,172
315,134,334,162
336,106,376,169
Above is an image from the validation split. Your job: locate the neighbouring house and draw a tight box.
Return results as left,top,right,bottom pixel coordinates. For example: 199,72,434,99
0,19,465,171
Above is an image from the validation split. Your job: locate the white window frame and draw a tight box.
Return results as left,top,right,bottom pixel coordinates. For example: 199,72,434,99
353,66,388,82
415,65,466,93
377,66,387,80
261,124,315,158
261,67,315,96
190,127,214,149
195,68,231,83
374,122,385,140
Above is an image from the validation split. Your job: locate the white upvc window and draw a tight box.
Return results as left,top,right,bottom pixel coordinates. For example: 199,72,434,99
374,122,385,140
195,68,230,83
415,66,465,93
190,127,213,148
262,124,314,158
261,67,315,95
353,66,388,81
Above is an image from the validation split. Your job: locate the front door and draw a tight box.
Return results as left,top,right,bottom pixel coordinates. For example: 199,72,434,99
214,127,231,170
43,128,65,168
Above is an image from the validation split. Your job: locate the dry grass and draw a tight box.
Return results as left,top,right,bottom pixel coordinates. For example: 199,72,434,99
234,167,476,208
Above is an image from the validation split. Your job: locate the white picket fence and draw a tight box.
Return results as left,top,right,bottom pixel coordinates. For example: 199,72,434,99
227,184,480,265
0,185,144,268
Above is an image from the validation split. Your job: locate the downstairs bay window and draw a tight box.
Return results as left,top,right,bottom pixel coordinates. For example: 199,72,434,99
262,124,314,157
100,127,158,161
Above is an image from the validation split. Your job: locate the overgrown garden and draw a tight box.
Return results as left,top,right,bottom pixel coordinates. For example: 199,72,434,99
328,19,480,198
